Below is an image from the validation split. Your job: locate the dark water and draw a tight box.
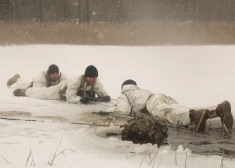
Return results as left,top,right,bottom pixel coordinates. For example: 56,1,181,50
88,112,235,158
103,119,235,158
167,119,235,158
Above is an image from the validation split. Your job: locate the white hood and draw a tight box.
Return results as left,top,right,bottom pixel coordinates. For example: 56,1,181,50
121,84,140,93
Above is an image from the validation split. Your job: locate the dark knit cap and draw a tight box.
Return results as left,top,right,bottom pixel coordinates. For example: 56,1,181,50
85,65,98,78
121,79,137,88
47,64,59,75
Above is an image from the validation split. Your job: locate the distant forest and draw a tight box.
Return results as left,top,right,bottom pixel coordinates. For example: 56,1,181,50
0,0,234,23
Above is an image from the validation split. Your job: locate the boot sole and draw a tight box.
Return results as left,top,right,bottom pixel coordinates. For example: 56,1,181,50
221,101,233,129
7,74,20,86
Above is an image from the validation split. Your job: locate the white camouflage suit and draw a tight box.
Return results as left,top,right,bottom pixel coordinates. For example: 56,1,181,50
22,71,68,100
66,75,109,104
107,84,191,126
25,75,109,103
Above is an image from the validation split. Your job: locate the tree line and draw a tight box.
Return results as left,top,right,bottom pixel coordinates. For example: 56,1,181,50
0,0,234,23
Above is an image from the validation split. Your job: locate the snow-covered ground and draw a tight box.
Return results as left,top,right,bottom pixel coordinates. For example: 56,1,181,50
0,45,235,167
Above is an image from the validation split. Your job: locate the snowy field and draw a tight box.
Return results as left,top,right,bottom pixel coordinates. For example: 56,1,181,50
0,45,235,168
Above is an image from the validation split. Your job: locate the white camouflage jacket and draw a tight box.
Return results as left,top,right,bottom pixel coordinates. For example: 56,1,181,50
106,84,191,126
106,85,152,115
33,71,68,87
66,75,109,104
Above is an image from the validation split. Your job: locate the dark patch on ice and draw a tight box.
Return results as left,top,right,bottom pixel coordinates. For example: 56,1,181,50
0,111,68,122
168,119,235,158
36,116,68,122
0,111,31,117
97,118,235,157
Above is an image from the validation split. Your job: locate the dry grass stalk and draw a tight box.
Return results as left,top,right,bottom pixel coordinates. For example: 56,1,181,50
25,146,35,166
185,148,188,168
54,148,76,158
149,152,152,160
220,117,225,168
48,154,52,165
148,137,166,166
48,139,62,166
148,148,160,166
157,156,162,168
175,150,177,166
48,139,76,166
139,151,148,168
0,155,10,164
152,153,157,168
220,158,223,168
184,126,191,168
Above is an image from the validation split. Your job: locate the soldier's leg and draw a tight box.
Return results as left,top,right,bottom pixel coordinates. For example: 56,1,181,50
146,94,212,131
189,101,233,131
12,80,33,96
216,101,233,129
14,79,32,89
192,101,233,129
146,94,191,126
13,88,26,97
189,109,210,131
207,101,233,129
25,81,67,100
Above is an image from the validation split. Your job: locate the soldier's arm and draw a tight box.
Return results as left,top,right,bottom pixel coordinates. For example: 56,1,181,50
32,72,47,87
93,78,109,97
106,94,131,115
66,77,82,104
60,73,68,81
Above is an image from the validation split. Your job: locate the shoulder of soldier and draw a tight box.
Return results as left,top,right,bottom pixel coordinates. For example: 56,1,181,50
67,75,82,85
60,72,68,78
94,77,102,84
34,71,47,79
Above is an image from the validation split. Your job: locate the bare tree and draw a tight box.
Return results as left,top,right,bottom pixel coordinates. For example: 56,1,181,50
192,0,196,22
39,0,43,22
85,0,90,25
78,0,81,24
230,0,234,22
61,0,66,21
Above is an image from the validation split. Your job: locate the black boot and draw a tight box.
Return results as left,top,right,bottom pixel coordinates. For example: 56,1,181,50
189,109,210,131
216,101,233,129
7,74,20,87
13,89,26,97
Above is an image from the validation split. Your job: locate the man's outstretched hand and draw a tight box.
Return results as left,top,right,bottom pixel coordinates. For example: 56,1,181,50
80,97,90,104
90,96,111,102
102,95,111,102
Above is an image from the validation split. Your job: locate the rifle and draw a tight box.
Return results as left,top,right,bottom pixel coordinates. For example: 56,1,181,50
92,111,113,115
92,111,133,119
88,98,116,107
92,111,186,129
